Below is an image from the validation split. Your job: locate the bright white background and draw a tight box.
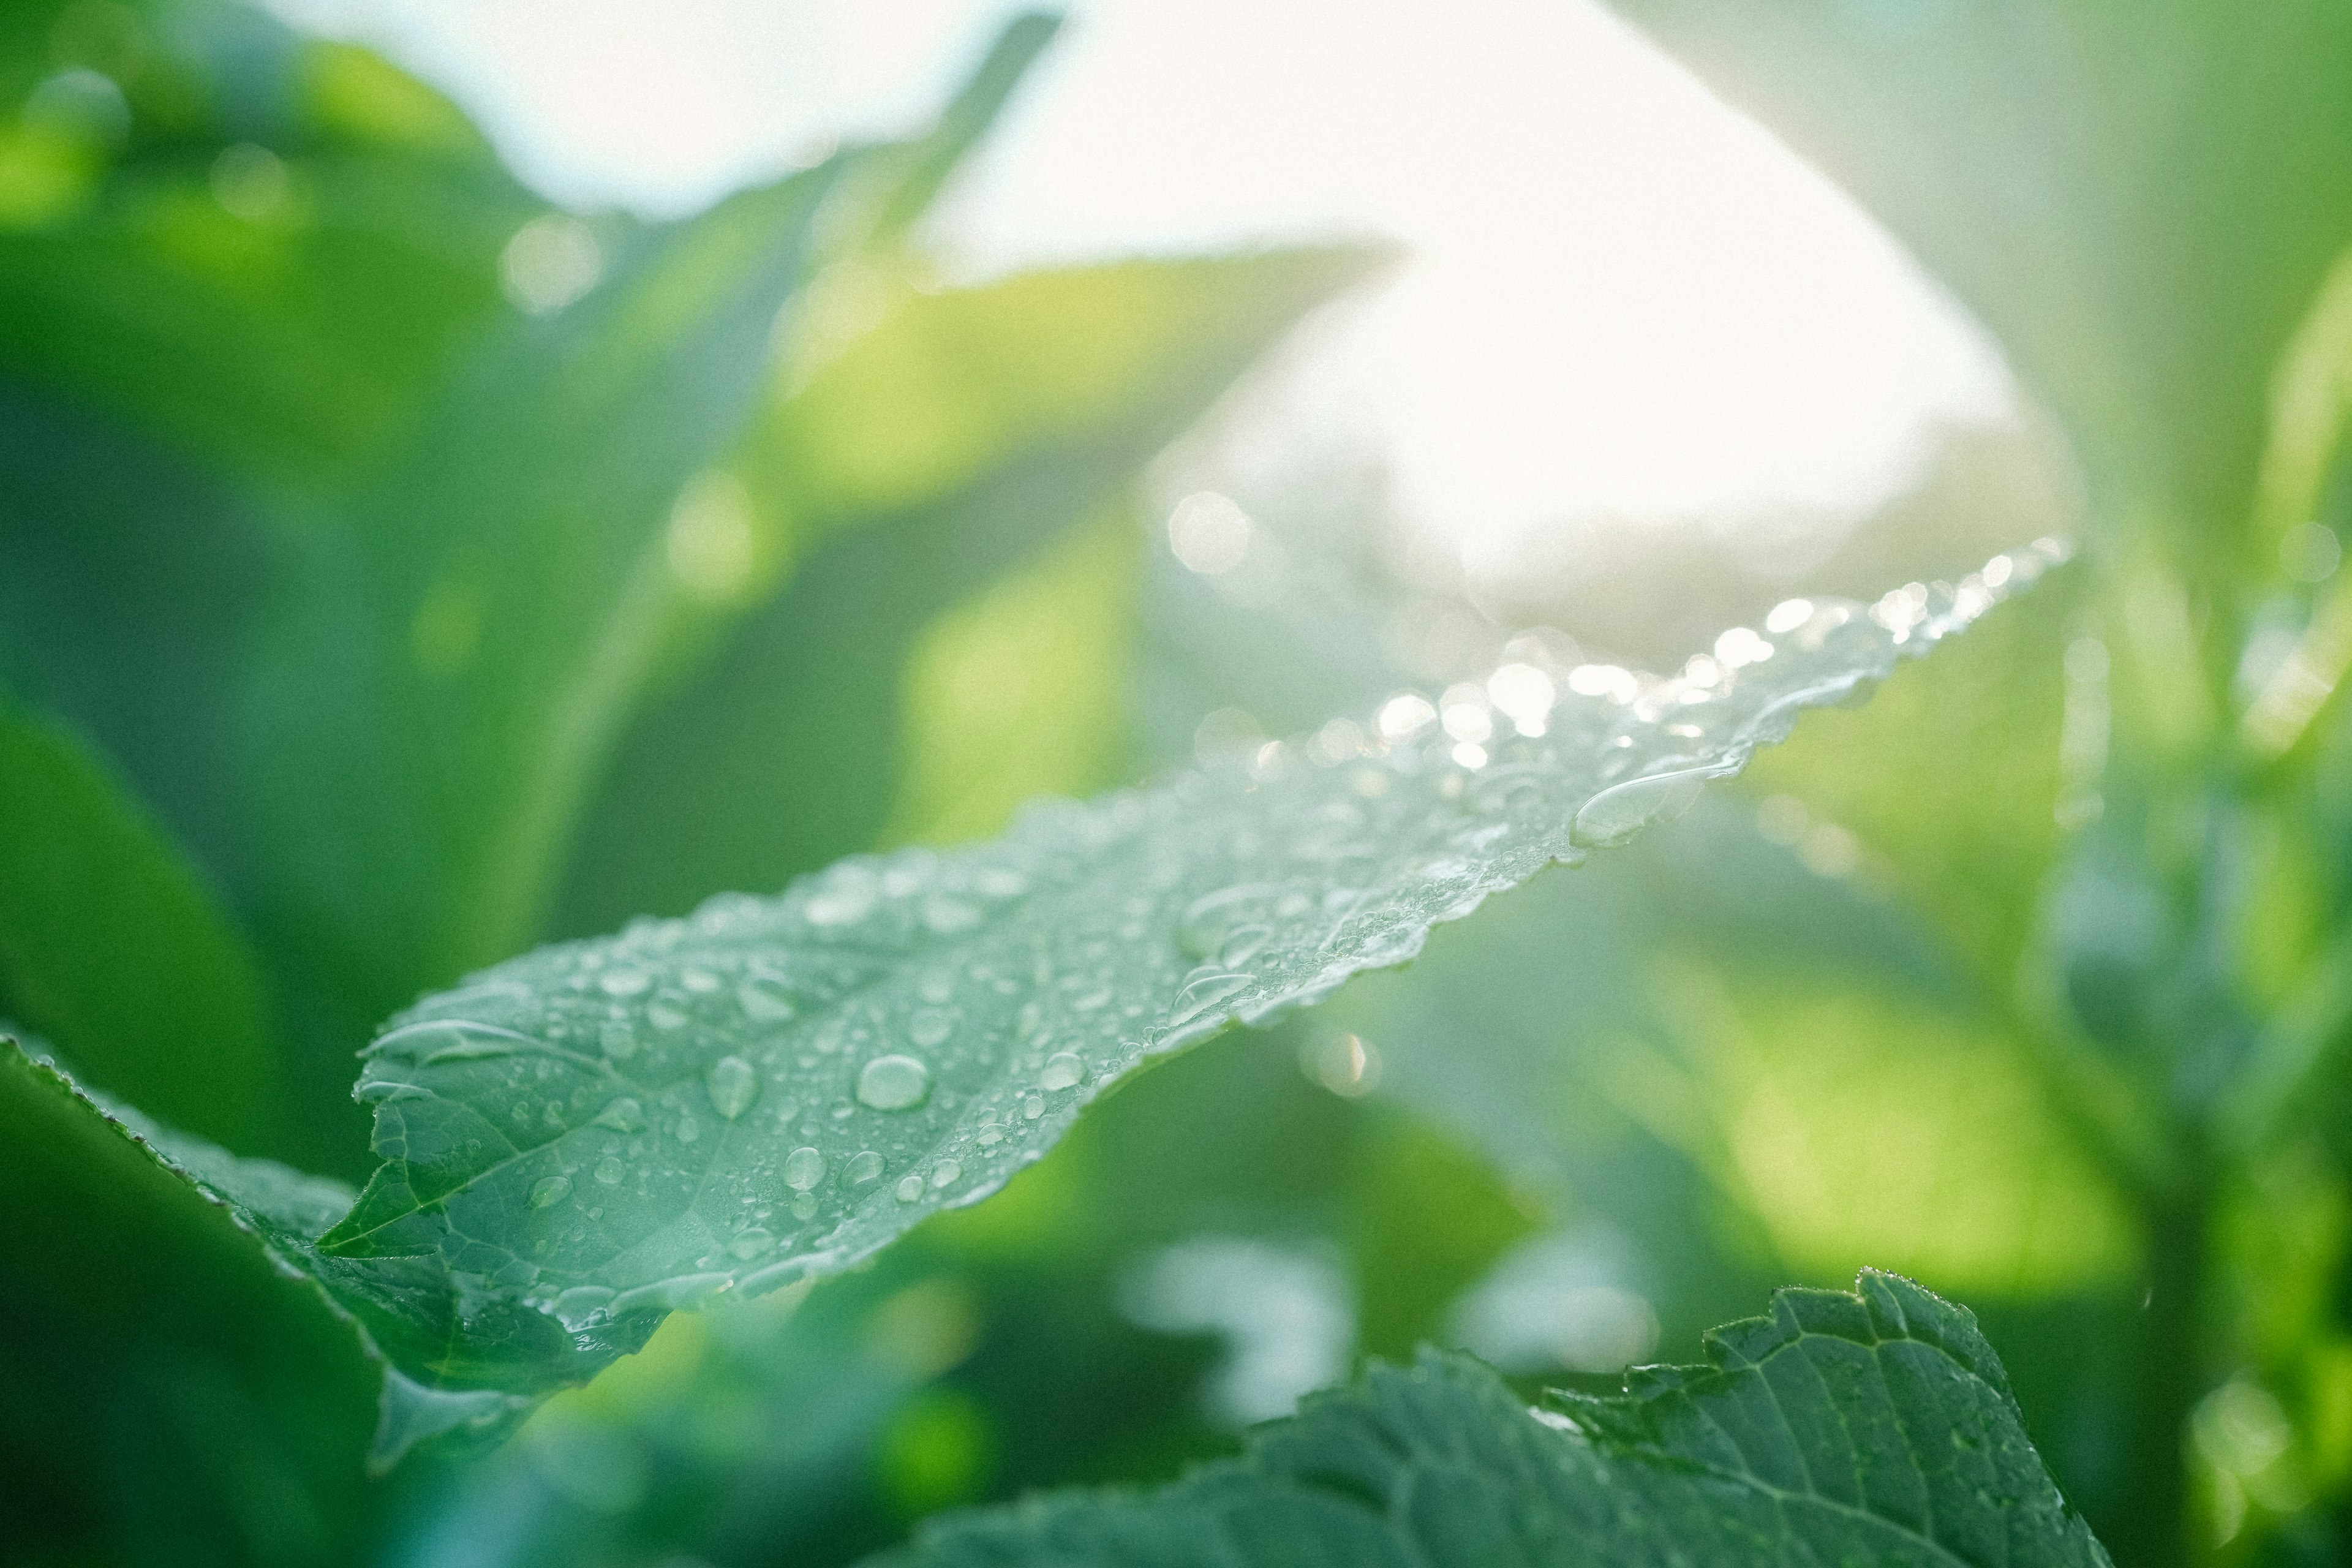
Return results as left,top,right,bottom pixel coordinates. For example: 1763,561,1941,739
270,0,2017,580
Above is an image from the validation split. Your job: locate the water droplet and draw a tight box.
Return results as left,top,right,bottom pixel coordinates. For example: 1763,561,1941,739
1040,1052,1084,1091
728,1227,775,1260
676,1114,701,1144
930,1160,962,1189
647,998,688,1031
528,1174,571,1209
894,1174,924,1203
783,1146,826,1191
975,867,1027,899
857,1054,932,1111
846,1150,884,1185
705,1055,758,1120
1567,765,1730,850
1178,884,1278,961
737,973,795,1023
921,894,981,933
908,1008,953,1048
804,872,878,927
976,1125,1003,1147
594,1156,625,1186
552,1286,614,1329
1169,970,1251,1027
598,968,650,997
594,1096,645,1133
600,1022,638,1061
1022,1095,1044,1120
791,1192,817,1219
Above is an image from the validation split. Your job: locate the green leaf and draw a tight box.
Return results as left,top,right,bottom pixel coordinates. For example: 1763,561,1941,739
1605,0,2352,545
0,690,274,1148
553,246,1386,937
239,26,1060,1156
880,1271,2112,1567
1741,568,2081,998
315,548,2057,1403
0,1038,380,1565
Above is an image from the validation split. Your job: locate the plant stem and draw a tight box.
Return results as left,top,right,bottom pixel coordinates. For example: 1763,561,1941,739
2108,1167,2210,1568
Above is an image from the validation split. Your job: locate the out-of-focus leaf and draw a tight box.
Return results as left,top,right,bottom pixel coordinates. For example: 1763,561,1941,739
312,557,2043,1408
0,1038,380,1566
0,383,266,889
886,514,1140,849
881,1273,2113,1568
1607,0,2352,549
1741,566,2079,994
0,1,528,492
236,160,850,1151
555,247,1385,936
239,23,1061,1166
0,692,273,1147
1339,794,2136,1311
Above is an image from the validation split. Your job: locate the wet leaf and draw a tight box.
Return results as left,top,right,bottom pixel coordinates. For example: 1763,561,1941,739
315,545,2060,1406
881,1271,2112,1567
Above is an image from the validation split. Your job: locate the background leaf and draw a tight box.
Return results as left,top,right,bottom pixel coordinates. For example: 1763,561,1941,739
0,690,274,1148
1605,0,2352,549
554,246,1386,937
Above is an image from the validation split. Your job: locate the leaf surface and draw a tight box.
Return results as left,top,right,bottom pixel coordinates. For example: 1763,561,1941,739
317,547,2059,1399
881,1271,2113,1567
0,1038,380,1563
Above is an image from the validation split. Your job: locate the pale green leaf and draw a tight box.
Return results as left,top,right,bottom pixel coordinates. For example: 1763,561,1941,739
315,546,2059,1401
1606,0,2352,548
881,1271,2112,1567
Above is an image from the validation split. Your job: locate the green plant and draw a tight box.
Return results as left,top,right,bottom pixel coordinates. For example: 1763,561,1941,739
7,1,2352,1565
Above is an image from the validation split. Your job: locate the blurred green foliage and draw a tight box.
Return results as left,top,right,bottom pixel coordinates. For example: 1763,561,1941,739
6,0,2352,1565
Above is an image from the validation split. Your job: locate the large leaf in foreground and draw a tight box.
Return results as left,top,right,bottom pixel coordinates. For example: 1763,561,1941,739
881,1271,2112,1567
0,1039,379,1565
317,546,2059,1399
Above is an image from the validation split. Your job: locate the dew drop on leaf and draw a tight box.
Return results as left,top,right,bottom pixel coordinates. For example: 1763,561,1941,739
593,1157,625,1186
1567,765,1730,850
728,1227,775,1260
528,1175,571,1209
1169,970,1251,1027
930,1159,962,1189
704,1054,758,1120
858,1054,932,1111
737,973,795,1023
922,894,981,933
894,1174,924,1203
846,1149,884,1185
1040,1052,1084,1091
908,1008,953,1048
783,1145,826,1191
597,969,649,997
593,1096,644,1133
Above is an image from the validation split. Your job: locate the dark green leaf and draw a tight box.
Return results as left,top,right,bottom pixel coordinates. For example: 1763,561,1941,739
0,1037,380,1565
0,690,274,1147
881,1271,2112,1567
